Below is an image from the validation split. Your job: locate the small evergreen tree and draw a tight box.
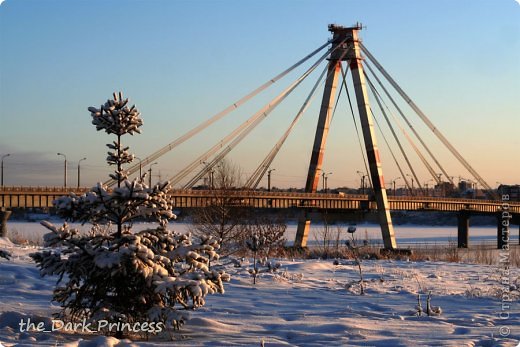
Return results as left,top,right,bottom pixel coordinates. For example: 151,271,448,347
31,92,229,336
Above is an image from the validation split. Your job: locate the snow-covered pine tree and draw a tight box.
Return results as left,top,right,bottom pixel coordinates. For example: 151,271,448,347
31,92,229,336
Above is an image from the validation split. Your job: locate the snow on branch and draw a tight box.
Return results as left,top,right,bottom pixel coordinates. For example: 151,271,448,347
89,92,143,136
30,92,229,335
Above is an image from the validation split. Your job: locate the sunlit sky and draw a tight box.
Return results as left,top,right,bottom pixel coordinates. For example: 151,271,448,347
1,0,519,189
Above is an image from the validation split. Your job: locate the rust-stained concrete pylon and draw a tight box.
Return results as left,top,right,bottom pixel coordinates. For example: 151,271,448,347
294,24,397,249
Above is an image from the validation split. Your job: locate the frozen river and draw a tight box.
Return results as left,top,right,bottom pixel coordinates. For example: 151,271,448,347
5,219,518,247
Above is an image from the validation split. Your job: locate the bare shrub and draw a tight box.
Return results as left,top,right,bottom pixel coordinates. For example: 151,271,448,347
312,226,345,259
344,227,366,295
445,240,460,262
191,159,249,255
473,244,494,265
244,215,287,258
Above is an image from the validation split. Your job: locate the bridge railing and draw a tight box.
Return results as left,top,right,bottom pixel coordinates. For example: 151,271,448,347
1,186,517,207
1,186,519,213
389,195,502,204
174,189,506,204
170,189,369,199
0,186,90,193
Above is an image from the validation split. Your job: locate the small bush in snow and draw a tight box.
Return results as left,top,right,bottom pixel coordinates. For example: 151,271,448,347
244,219,284,285
245,216,287,258
426,291,442,316
31,92,229,336
245,234,281,284
345,226,365,295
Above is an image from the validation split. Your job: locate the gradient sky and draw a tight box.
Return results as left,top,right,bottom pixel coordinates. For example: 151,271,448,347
1,0,519,189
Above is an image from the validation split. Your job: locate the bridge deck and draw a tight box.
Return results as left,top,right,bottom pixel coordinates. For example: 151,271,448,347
1,187,519,215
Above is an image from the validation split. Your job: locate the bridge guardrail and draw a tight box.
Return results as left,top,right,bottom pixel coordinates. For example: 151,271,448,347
0,186,90,193
173,189,510,204
1,187,519,211
178,189,368,200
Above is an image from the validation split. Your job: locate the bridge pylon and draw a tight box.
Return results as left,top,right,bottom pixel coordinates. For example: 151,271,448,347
294,24,397,249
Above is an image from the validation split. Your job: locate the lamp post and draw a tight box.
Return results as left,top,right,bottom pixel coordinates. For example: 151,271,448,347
1,154,10,187
135,157,143,180
57,153,67,188
148,162,158,187
436,173,443,197
406,174,414,196
77,157,87,188
267,168,275,192
464,179,478,198
209,169,215,189
356,170,367,195
202,161,215,189
322,171,332,193
424,179,434,197
391,177,401,196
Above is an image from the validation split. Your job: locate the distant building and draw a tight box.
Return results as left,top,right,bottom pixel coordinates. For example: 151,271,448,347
433,182,456,197
498,185,520,201
458,180,474,192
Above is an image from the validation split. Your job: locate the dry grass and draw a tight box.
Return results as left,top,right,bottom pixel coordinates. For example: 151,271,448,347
6,228,43,246
291,240,520,267
410,243,520,267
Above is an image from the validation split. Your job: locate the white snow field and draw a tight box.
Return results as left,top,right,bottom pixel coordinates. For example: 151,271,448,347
0,236,519,347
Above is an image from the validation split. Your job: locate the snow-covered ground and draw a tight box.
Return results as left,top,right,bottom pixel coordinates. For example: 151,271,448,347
0,236,519,346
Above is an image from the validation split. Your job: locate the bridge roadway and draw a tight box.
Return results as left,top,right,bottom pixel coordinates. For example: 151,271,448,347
1,186,519,215
2,186,519,248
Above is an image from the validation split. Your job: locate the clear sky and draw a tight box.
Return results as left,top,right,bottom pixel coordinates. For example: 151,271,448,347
0,0,519,189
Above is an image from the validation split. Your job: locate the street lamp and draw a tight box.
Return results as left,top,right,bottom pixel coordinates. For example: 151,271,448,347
424,179,434,197
77,157,87,188
406,174,414,195
356,170,367,194
57,153,67,188
135,157,143,180
322,171,332,193
434,173,448,196
209,168,215,189
391,177,401,196
148,162,158,187
202,161,215,189
1,154,10,187
267,168,275,192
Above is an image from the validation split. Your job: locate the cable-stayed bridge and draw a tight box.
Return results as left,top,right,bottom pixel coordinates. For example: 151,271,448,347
1,24,518,250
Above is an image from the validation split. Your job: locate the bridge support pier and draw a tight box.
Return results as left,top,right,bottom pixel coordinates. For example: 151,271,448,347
457,212,469,248
294,213,311,248
0,207,11,238
294,24,397,250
